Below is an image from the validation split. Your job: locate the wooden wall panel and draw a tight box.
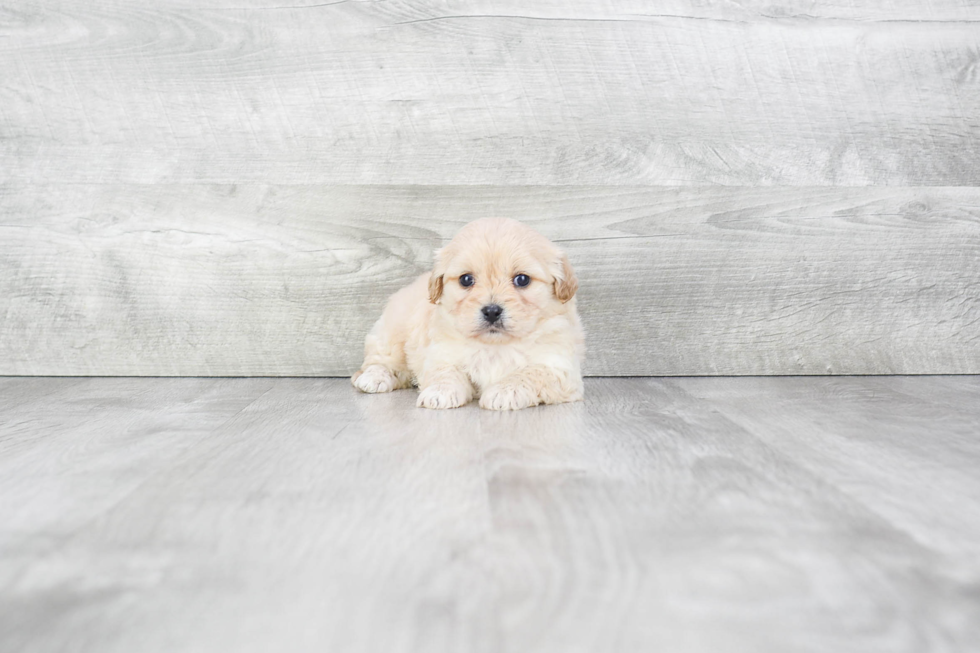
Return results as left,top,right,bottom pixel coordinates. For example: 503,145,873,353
2,1,978,375
1,1,979,185
2,184,977,376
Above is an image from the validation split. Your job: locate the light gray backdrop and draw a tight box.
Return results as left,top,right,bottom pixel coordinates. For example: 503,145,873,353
2,0,978,375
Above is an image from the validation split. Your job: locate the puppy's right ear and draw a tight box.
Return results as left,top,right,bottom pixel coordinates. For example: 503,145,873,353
428,272,444,304
428,247,446,304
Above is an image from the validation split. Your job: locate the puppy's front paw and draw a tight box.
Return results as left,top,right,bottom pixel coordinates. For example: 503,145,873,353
352,365,397,394
480,382,539,411
417,383,469,410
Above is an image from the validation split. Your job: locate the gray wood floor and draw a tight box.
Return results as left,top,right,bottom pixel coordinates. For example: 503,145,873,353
1,376,978,653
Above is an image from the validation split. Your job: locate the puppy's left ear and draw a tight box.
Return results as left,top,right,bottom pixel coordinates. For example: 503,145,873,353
553,251,578,303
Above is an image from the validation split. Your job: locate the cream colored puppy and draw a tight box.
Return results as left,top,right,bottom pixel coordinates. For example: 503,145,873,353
352,218,584,410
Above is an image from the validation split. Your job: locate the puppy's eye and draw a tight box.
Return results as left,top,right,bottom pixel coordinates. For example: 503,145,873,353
459,274,475,288
513,274,531,288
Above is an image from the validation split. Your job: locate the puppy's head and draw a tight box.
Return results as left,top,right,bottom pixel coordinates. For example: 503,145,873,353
427,218,577,342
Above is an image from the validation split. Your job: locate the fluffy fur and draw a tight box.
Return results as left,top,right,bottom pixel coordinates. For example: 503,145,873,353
352,218,585,410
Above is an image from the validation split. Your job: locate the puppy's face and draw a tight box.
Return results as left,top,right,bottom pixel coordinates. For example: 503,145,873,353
428,219,577,343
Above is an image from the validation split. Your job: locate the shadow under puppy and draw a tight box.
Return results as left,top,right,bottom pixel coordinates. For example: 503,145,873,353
352,218,585,410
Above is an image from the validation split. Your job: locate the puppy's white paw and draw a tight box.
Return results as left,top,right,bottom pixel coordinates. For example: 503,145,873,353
480,382,539,411
352,365,397,394
417,383,469,410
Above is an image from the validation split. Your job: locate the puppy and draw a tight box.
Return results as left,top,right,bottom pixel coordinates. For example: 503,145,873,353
352,218,584,410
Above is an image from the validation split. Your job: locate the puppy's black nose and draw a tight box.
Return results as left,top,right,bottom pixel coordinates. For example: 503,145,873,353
481,304,503,324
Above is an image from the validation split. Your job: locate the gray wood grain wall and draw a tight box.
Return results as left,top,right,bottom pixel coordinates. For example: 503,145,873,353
1,1,978,375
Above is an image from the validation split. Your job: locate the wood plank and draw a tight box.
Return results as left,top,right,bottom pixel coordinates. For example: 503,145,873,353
0,377,89,413
673,375,980,563
0,378,275,548
1,377,977,652
2,1,979,185
2,184,977,376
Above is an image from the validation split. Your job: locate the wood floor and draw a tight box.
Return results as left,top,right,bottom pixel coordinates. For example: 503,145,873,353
1,376,978,653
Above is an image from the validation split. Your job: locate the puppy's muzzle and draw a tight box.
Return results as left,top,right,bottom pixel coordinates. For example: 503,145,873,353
481,304,503,325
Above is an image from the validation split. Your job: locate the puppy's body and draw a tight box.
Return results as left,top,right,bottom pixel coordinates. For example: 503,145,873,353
352,219,584,410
